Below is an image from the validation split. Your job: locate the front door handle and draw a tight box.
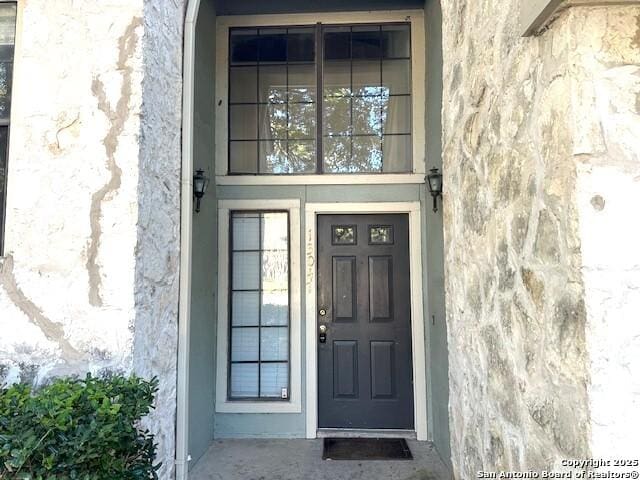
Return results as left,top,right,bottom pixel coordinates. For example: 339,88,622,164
319,324,327,343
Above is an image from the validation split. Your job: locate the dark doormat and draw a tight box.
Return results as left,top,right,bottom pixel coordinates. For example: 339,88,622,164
322,438,413,460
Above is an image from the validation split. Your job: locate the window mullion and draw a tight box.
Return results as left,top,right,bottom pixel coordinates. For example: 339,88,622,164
379,25,384,171
258,214,263,397
256,33,261,174
349,25,354,167
315,23,323,174
285,46,289,172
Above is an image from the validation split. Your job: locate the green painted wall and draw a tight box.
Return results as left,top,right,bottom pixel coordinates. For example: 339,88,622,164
188,0,218,467
213,184,424,437
424,0,451,468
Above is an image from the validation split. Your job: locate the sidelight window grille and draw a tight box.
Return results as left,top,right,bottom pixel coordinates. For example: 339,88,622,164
228,23,412,175
0,2,16,255
228,211,290,400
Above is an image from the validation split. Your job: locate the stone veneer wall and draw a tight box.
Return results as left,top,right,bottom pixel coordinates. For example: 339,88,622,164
442,0,640,477
570,6,640,459
0,2,185,478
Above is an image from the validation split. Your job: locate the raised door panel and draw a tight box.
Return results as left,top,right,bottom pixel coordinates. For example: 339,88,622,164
333,340,358,398
368,256,393,322
370,341,395,399
332,256,357,322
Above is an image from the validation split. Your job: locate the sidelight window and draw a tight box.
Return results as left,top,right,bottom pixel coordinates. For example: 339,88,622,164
228,211,290,400
0,3,16,255
228,23,412,175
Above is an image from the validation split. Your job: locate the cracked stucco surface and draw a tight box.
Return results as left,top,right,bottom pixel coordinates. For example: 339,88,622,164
0,1,144,382
442,2,640,477
0,2,184,478
88,17,142,308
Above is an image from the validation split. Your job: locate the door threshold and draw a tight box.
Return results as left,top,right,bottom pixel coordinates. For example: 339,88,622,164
317,429,417,439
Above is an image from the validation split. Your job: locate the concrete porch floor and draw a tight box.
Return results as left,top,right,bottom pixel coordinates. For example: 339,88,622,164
189,439,452,480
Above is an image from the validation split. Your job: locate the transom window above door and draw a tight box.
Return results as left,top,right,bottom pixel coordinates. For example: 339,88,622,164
227,23,412,175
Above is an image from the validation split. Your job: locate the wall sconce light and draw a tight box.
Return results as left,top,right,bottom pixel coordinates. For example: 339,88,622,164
427,167,443,213
193,169,209,213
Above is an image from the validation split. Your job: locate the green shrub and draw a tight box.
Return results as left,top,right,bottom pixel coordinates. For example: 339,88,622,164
0,374,160,479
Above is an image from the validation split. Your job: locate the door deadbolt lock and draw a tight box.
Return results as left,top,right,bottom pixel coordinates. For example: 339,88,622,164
319,308,327,316
319,324,327,343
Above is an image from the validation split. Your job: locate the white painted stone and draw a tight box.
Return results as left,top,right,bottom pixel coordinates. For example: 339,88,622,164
442,1,640,478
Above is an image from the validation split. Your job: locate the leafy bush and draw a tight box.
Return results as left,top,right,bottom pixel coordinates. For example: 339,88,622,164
0,374,160,479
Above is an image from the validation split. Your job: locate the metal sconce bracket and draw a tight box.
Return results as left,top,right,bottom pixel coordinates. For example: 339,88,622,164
427,167,443,213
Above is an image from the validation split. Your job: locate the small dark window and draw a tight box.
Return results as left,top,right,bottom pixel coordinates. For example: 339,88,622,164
332,225,357,245
324,27,351,60
259,30,287,63
228,27,317,175
0,3,16,256
369,225,393,244
352,26,382,59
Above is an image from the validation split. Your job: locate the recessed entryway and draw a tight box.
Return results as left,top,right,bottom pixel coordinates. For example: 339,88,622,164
189,439,451,480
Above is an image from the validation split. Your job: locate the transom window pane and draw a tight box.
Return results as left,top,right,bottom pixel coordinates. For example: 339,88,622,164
323,24,412,174
228,23,412,175
229,27,317,174
229,212,290,400
332,225,357,245
369,225,394,244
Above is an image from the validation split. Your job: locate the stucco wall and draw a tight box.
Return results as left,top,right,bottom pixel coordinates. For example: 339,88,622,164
0,1,185,478
441,1,639,477
0,1,144,382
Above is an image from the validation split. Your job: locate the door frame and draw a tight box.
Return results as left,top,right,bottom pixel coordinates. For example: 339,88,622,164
304,202,428,441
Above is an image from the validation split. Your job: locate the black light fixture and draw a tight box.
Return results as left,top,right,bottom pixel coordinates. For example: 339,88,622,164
193,169,209,213
427,167,443,213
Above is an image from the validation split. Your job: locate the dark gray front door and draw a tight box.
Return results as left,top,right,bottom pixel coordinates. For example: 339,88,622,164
317,214,414,429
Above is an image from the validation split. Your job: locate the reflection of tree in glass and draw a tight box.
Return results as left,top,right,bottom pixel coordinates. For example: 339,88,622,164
354,93,386,136
262,251,288,289
288,85,315,104
289,103,315,139
267,88,286,105
263,86,315,173
324,88,390,173
324,96,350,136
333,226,355,244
